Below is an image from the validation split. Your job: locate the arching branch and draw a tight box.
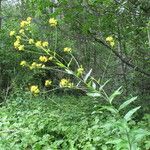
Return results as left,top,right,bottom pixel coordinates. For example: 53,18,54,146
89,31,150,77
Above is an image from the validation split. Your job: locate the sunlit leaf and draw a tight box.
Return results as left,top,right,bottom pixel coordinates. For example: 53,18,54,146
65,69,74,75
109,87,122,104
84,69,92,82
87,92,101,97
124,106,141,121
119,96,137,111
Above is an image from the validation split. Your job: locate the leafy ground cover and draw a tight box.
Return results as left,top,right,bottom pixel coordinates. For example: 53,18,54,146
0,94,149,150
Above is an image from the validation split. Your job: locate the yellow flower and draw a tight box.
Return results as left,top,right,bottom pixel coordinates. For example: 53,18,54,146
45,80,52,87
59,79,69,87
59,79,73,88
29,62,45,70
30,85,40,95
9,31,15,36
29,39,34,44
42,41,49,47
20,21,27,28
36,63,42,68
14,40,20,48
39,56,48,62
110,41,115,47
27,17,32,22
77,65,84,76
106,36,115,47
18,45,24,51
106,36,113,42
64,47,72,52
68,83,74,88
19,29,25,34
49,18,57,27
35,41,42,47
30,62,37,70
48,56,53,61
16,36,21,40
20,20,30,28
20,60,27,66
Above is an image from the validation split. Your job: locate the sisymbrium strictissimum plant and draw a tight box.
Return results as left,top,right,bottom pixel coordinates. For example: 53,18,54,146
9,16,149,150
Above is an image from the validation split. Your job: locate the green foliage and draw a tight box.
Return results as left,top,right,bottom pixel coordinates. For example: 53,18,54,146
0,94,149,150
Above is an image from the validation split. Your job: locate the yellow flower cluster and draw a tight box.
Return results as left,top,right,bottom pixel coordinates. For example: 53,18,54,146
14,38,24,51
29,39,34,44
16,36,21,40
20,60,27,66
30,85,40,95
48,56,53,61
77,65,84,76
18,45,24,51
35,41,42,47
64,47,72,53
9,31,15,36
20,17,32,28
59,79,73,88
45,80,52,87
19,29,25,35
106,36,115,47
49,18,57,27
42,42,49,47
30,62,45,70
39,56,48,62
35,41,49,48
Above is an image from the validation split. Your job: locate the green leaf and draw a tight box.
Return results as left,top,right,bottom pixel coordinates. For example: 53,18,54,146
101,106,118,114
109,87,122,104
56,62,65,68
124,106,141,121
119,96,137,111
106,139,122,144
65,69,74,75
84,69,92,82
92,81,96,90
87,92,101,97
99,80,110,91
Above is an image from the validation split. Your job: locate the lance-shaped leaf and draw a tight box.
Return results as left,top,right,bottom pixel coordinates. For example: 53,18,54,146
124,106,141,121
119,96,137,111
109,87,122,104
67,58,73,67
83,69,92,83
101,106,118,114
99,79,110,91
65,69,74,75
92,81,96,90
87,92,101,97
56,62,66,68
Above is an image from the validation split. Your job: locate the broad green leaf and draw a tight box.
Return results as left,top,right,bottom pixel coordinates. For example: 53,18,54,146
124,106,141,121
109,87,122,104
84,69,92,82
119,96,137,111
